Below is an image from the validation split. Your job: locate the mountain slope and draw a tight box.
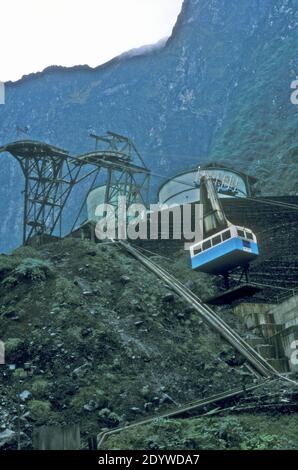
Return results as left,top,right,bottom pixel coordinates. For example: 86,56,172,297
211,0,298,195
0,238,251,448
0,0,297,251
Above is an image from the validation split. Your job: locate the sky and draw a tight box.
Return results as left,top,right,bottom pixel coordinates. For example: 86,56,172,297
0,0,184,82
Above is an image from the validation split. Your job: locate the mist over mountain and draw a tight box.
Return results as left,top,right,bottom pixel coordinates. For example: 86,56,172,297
0,0,298,251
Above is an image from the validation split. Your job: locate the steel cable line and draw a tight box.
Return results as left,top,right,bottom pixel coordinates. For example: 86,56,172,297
149,169,298,211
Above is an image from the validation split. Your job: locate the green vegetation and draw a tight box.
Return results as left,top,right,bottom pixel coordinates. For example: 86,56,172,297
1,257,53,288
104,415,298,450
0,238,297,449
27,400,53,425
211,31,298,196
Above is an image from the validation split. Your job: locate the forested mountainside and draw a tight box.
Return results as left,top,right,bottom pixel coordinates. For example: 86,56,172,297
1,0,298,251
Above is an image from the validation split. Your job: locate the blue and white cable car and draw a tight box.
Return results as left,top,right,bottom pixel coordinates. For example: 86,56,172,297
190,173,259,278
190,225,259,275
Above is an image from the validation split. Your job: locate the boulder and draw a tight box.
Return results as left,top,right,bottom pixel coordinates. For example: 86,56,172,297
83,400,99,412
162,293,175,304
120,275,130,285
0,429,16,448
72,363,90,378
19,390,31,402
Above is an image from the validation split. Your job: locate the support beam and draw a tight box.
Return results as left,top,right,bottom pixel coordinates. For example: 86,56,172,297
0,134,151,245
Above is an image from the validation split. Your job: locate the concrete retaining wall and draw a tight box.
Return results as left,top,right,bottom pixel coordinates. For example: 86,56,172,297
234,296,298,372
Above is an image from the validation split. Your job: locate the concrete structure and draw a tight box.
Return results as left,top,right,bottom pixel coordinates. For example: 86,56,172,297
33,425,81,450
158,163,257,206
87,184,140,223
235,296,298,372
270,295,298,329
269,296,298,373
87,185,118,222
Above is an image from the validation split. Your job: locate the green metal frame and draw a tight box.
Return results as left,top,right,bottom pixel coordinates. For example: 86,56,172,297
0,132,150,244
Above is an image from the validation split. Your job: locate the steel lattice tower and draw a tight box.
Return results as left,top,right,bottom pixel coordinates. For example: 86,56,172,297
0,133,150,245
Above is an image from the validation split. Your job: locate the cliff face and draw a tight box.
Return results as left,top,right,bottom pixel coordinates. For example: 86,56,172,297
0,0,297,251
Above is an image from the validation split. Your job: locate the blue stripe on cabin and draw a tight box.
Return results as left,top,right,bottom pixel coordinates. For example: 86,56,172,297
191,238,259,271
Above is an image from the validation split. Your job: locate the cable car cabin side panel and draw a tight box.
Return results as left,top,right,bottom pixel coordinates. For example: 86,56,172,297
191,235,259,275
190,175,259,276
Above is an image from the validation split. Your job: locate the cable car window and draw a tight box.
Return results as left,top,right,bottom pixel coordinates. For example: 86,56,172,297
222,230,231,241
246,232,253,240
212,235,221,246
242,240,251,249
193,247,202,256
237,229,245,238
203,240,212,251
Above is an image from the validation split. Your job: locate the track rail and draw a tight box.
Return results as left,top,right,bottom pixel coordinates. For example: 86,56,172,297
96,239,298,449
114,239,277,378
97,379,275,448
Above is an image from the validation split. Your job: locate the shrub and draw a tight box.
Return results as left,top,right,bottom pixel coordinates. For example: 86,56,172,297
11,246,42,259
54,277,81,305
3,258,53,286
28,400,52,424
5,337,23,353
5,338,27,363
70,387,108,412
240,434,279,450
31,379,51,399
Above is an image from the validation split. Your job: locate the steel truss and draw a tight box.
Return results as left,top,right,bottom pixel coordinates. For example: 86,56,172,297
0,133,150,244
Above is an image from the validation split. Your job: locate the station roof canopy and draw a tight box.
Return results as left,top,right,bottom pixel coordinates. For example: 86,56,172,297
158,162,258,193
0,140,69,159
203,162,258,184
75,150,151,174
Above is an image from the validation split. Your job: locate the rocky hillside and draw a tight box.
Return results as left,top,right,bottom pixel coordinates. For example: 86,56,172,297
0,237,270,449
0,238,297,450
1,0,298,252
